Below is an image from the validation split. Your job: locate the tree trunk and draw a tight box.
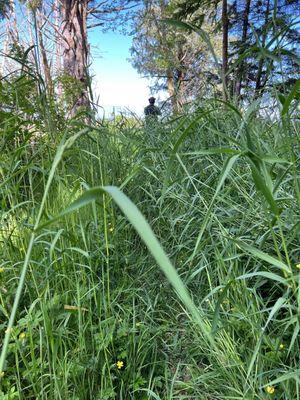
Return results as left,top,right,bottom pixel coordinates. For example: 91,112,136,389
54,0,63,97
176,68,185,111
26,6,35,65
37,10,53,94
235,0,251,99
61,0,89,113
0,21,9,75
1,0,18,75
175,44,186,112
167,69,178,113
8,0,19,45
254,0,270,98
222,0,229,100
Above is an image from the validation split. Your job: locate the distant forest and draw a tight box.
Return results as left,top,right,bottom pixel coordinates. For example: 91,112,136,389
0,0,299,115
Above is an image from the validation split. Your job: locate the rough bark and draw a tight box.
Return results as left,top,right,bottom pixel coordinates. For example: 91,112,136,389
61,0,89,112
235,0,251,99
222,0,229,100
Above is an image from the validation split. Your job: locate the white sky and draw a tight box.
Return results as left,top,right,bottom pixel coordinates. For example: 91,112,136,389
90,31,156,116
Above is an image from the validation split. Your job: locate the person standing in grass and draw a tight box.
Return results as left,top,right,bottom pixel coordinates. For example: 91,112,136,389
144,97,161,123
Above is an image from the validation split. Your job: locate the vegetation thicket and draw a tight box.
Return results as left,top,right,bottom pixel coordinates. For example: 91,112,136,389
0,0,299,398
0,66,299,399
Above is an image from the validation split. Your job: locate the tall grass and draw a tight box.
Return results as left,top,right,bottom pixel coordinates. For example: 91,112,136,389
0,77,299,399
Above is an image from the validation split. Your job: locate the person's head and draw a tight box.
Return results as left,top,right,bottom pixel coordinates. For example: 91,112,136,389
148,97,156,105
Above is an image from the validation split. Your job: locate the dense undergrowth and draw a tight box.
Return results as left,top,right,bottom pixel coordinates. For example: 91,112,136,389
0,76,300,399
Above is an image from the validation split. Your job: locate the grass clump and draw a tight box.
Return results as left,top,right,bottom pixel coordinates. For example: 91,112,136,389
0,77,299,399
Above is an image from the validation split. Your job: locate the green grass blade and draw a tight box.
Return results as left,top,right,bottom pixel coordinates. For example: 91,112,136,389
247,297,286,379
192,154,240,257
264,369,300,387
236,271,288,285
0,130,88,375
235,240,291,274
281,79,300,116
37,186,213,344
249,161,280,216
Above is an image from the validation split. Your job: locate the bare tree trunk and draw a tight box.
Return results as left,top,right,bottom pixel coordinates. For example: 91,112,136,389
222,0,229,100
0,21,9,75
37,10,53,94
254,0,270,98
175,44,186,112
1,0,19,75
176,68,185,111
27,7,34,45
167,70,178,113
235,0,251,99
8,0,19,45
54,0,63,96
61,0,89,113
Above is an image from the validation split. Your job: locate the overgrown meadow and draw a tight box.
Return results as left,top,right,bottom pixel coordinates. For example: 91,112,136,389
0,74,299,399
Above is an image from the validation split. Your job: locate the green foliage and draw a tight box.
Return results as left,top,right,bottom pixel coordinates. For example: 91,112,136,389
130,0,300,107
0,71,300,398
56,73,86,110
26,0,42,11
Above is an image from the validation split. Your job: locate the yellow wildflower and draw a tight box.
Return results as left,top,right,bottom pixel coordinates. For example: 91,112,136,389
19,332,26,340
0,268,4,273
116,360,124,370
296,263,300,270
279,343,284,349
266,386,275,394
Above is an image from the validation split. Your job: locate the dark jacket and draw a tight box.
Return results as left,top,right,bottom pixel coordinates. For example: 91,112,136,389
144,104,161,116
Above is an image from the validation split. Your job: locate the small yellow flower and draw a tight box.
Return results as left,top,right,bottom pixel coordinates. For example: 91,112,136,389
266,386,275,394
296,263,300,270
0,268,4,273
279,343,284,349
116,360,124,370
19,332,26,340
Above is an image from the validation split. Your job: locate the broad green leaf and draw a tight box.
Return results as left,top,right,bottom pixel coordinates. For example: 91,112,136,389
282,79,300,116
265,370,300,386
182,148,241,156
235,240,290,274
249,161,280,215
37,186,213,345
236,271,288,285
261,155,290,164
